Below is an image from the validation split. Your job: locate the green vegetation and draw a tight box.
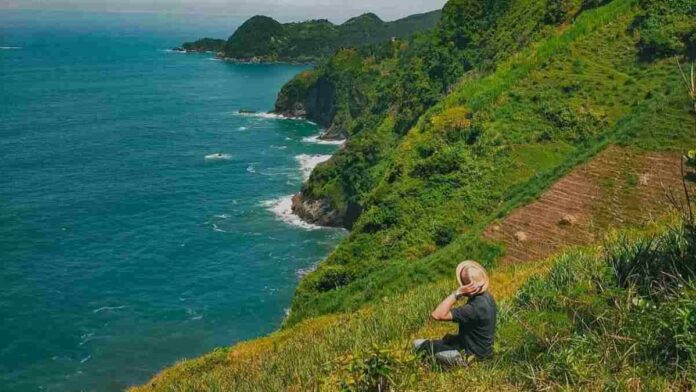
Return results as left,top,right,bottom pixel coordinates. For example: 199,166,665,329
132,219,695,391
219,10,442,62
284,0,694,324
138,0,696,389
634,0,695,60
179,38,226,53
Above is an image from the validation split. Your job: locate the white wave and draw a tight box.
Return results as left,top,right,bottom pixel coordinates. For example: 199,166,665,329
231,111,302,120
204,153,232,161
214,214,229,219
0,46,21,50
80,355,92,364
261,196,323,230
211,223,228,233
92,305,127,313
271,145,287,150
238,126,248,131
295,154,332,181
301,134,345,145
161,48,186,53
246,164,256,173
296,264,318,279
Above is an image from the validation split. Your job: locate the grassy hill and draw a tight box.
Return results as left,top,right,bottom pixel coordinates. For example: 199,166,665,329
137,0,695,390
132,218,695,391
279,0,694,324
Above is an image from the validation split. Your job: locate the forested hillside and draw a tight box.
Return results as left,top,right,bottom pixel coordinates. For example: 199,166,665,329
178,38,226,53
178,10,442,62
277,0,694,324
137,0,695,390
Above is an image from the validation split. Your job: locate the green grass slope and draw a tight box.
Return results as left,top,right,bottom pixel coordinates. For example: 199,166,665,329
284,0,694,324
134,0,696,389
132,218,695,391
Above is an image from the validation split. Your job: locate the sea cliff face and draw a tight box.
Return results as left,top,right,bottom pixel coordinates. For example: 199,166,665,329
274,73,338,133
290,194,344,227
274,71,353,228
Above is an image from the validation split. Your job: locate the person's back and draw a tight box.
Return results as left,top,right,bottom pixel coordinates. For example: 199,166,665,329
451,291,496,358
413,260,497,366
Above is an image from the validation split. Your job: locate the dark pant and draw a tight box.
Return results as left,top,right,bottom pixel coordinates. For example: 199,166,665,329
415,339,458,355
413,338,466,366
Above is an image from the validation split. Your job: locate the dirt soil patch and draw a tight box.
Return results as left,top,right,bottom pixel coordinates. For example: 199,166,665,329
484,146,692,264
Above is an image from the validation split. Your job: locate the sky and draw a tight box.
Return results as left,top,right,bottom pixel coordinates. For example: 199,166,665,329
0,0,448,23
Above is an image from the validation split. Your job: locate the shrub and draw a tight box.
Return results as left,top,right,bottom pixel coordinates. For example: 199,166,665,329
606,223,696,299
635,0,696,60
433,224,457,246
545,0,580,24
309,265,357,292
627,286,696,367
326,346,413,392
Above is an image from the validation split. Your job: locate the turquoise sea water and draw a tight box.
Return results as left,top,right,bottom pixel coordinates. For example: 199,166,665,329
0,11,343,391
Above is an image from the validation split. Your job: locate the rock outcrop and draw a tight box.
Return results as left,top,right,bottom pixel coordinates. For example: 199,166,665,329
291,194,344,227
275,74,338,131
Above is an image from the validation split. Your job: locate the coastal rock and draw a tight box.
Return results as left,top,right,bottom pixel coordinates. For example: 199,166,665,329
275,75,337,128
291,193,343,227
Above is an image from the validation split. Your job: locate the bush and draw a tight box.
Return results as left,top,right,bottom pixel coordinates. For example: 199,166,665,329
325,346,413,392
635,0,696,60
309,265,357,292
606,223,696,299
545,0,580,24
433,224,457,246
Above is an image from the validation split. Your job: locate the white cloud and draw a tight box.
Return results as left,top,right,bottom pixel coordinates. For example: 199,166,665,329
0,0,448,22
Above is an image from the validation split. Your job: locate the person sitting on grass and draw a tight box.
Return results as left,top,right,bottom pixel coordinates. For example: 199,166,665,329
413,260,497,366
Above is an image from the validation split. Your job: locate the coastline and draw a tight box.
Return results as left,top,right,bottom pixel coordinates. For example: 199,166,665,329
170,48,317,65
243,110,345,231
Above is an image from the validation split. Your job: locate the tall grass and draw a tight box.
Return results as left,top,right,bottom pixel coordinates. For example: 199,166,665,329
133,219,695,391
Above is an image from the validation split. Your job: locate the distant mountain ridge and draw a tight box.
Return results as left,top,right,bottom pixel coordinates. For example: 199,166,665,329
177,10,442,62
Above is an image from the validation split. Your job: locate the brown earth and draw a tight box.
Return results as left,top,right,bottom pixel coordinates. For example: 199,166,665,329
484,146,693,264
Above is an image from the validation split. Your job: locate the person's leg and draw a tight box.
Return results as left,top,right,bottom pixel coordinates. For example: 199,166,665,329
412,339,466,367
434,350,466,366
413,339,453,355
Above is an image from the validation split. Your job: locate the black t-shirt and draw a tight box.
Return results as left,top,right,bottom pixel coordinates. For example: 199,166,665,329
450,291,497,358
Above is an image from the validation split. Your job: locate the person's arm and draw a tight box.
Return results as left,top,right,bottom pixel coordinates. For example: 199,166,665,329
431,284,480,321
430,292,458,321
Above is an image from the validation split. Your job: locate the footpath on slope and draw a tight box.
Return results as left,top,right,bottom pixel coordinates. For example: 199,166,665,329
484,146,689,264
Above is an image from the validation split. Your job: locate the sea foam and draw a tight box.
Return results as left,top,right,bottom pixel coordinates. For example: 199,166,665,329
232,111,291,119
301,134,345,145
262,196,324,230
204,153,232,161
295,154,332,181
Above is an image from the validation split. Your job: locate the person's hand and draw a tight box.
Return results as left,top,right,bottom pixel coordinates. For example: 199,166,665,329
454,282,483,298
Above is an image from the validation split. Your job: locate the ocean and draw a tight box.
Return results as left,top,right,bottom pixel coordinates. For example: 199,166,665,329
0,10,343,391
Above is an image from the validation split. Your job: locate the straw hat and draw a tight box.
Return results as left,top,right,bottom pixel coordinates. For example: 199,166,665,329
455,260,489,293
